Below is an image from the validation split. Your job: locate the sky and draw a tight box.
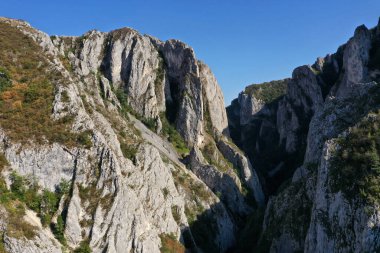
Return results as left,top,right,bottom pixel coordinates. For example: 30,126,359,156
1,1,380,104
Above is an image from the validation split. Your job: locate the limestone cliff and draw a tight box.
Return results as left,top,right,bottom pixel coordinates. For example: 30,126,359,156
230,19,380,253
1,14,380,253
0,17,263,253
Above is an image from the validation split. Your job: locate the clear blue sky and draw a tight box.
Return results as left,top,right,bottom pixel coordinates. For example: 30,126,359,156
1,1,380,104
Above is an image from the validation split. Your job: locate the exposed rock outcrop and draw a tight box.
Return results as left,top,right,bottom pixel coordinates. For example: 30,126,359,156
0,17,262,253
231,21,380,253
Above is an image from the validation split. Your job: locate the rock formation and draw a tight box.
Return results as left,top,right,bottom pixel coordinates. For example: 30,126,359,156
1,15,380,253
0,17,262,253
229,19,380,253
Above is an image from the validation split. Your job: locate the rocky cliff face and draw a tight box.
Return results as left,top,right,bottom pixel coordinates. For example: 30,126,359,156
229,19,380,253
0,17,263,253
1,15,380,253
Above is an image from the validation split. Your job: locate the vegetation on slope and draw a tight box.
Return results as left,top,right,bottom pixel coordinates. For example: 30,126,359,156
0,20,92,147
0,169,71,244
0,176,38,240
330,111,380,206
244,79,289,104
159,233,185,253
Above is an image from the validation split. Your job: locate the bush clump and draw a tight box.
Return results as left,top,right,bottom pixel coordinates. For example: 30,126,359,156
76,130,93,149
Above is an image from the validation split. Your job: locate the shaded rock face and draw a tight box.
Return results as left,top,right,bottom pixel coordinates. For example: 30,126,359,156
217,140,265,206
227,51,343,195
230,21,380,253
0,17,263,253
188,147,251,218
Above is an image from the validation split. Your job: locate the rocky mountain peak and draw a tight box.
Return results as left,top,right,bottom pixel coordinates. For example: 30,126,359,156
0,17,263,253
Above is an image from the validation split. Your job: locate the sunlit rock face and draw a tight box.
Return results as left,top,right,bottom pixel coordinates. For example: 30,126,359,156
0,17,262,253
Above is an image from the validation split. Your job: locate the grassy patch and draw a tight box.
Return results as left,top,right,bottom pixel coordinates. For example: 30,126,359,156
0,21,91,148
330,111,380,205
244,79,288,104
159,233,185,253
76,130,93,149
120,139,139,163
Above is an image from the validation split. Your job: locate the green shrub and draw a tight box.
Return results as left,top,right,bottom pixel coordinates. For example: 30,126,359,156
76,130,93,149
162,187,169,198
61,90,70,103
0,172,38,240
10,172,27,199
52,215,66,245
141,117,157,131
40,190,59,227
120,142,138,162
56,179,71,195
8,172,62,228
0,67,11,92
